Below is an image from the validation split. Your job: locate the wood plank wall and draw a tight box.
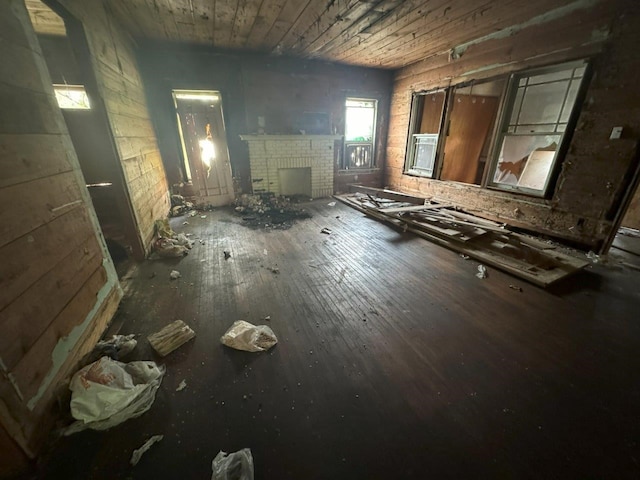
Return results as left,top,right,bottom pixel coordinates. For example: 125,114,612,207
59,0,170,253
385,0,640,249
621,188,640,230
0,0,121,472
137,47,393,194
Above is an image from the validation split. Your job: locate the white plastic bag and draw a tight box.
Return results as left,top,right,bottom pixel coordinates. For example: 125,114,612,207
211,449,254,480
221,321,277,352
64,356,165,435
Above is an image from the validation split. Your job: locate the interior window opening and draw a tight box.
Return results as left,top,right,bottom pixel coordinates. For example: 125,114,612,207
439,78,505,185
489,61,588,195
405,90,446,177
343,98,377,169
53,84,91,109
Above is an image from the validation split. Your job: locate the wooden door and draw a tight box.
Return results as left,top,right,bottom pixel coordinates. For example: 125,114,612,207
176,95,234,206
440,95,499,184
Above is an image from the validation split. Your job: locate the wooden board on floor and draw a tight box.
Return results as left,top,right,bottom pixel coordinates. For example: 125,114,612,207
148,320,196,357
335,191,589,287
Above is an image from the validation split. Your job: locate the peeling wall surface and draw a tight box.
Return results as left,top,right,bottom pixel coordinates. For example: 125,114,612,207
137,47,393,194
60,0,171,254
0,0,121,472
385,0,640,248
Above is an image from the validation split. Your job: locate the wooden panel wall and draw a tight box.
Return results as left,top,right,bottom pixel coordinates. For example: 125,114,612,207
385,0,640,249
0,0,121,470
59,0,170,253
621,187,640,230
137,47,393,194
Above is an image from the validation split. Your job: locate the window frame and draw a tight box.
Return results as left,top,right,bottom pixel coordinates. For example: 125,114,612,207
403,88,449,178
486,60,591,197
401,60,591,198
53,84,91,110
343,97,378,170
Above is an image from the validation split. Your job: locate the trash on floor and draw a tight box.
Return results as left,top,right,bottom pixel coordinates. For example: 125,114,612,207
153,219,194,258
154,238,190,258
176,380,187,392
131,435,164,466
148,320,196,357
234,193,312,230
270,267,279,274
64,356,165,435
170,194,195,217
476,265,488,279
94,334,137,360
327,201,336,207
201,215,207,219
509,284,523,292
211,449,254,480
224,251,231,260
221,321,278,352
320,227,332,235
170,270,181,280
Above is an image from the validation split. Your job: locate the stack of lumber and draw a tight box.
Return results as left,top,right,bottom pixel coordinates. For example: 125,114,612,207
335,186,589,287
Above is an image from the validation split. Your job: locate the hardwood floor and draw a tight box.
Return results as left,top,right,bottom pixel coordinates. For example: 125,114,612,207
36,200,640,479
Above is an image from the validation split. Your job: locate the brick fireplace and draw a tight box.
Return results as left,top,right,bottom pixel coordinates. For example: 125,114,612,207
240,135,342,198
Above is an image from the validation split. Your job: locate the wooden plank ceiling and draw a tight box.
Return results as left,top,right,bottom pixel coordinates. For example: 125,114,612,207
29,0,583,69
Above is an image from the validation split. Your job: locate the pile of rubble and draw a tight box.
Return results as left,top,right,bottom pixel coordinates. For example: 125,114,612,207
234,194,311,230
169,194,194,217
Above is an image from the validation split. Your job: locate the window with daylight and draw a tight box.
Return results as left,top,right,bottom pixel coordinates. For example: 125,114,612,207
405,91,446,177
402,60,589,198
53,84,90,109
344,98,377,169
489,61,588,195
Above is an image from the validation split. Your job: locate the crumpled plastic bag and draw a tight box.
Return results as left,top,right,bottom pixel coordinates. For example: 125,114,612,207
64,356,165,435
211,449,254,480
220,321,278,352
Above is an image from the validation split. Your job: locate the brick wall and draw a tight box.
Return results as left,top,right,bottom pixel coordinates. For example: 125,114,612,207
241,135,340,198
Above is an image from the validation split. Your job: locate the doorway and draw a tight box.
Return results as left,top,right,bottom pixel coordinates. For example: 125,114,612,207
173,90,235,206
32,6,143,271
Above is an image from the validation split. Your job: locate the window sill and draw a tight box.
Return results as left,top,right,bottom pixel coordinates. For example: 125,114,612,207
403,170,435,179
338,168,380,175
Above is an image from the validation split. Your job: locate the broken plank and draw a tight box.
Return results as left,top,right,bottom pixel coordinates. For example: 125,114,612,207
335,193,587,287
348,185,426,205
148,320,195,357
379,204,452,214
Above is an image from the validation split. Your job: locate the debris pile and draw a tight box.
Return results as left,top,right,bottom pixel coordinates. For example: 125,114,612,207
170,194,195,217
94,334,137,360
234,194,311,230
153,219,194,258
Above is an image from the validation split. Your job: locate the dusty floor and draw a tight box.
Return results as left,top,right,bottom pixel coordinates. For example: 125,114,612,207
33,200,640,479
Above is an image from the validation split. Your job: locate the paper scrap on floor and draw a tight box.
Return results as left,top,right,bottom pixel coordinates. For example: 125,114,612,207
131,435,164,466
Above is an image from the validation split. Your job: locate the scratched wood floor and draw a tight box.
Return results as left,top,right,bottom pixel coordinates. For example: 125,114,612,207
36,201,640,480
